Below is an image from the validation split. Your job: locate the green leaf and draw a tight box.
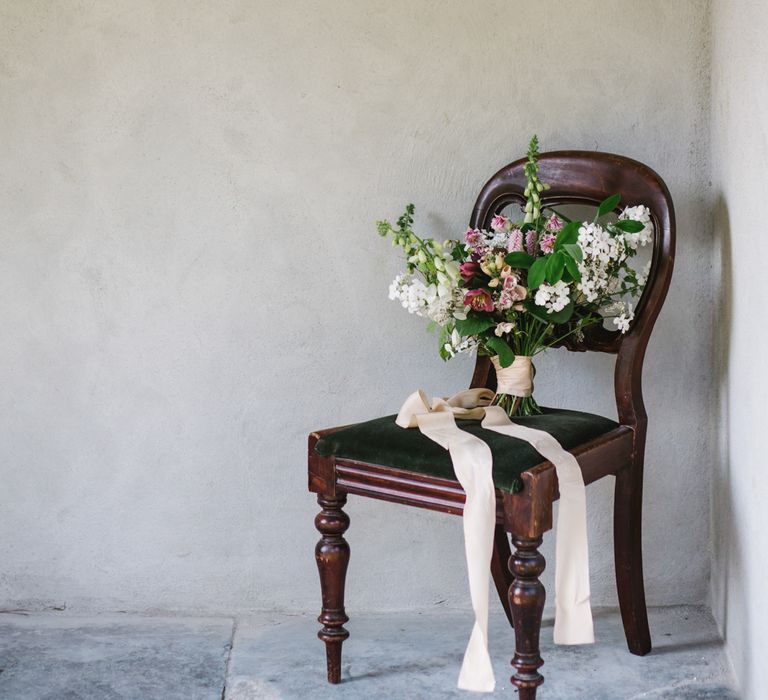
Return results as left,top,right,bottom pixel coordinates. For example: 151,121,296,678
524,301,552,324
525,299,574,325
548,301,574,324
486,336,515,368
613,219,644,233
504,251,535,268
554,221,579,249
545,251,566,283
527,257,547,289
563,243,583,262
543,207,572,223
454,313,495,336
564,255,581,282
596,193,621,218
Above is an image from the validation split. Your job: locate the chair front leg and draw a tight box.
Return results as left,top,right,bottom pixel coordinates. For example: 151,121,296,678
508,535,546,699
315,493,350,683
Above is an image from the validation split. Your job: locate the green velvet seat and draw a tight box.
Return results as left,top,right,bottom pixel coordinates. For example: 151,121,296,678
315,407,618,493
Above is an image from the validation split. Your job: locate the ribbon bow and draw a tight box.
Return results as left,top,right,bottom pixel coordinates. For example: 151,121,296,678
396,388,594,693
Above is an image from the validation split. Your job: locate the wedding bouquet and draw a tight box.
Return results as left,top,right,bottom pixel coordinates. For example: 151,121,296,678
377,136,653,416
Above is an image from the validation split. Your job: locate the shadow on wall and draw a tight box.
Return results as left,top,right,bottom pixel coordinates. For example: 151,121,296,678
711,193,746,684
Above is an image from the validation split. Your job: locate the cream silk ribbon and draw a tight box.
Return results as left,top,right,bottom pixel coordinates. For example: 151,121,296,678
396,386,594,693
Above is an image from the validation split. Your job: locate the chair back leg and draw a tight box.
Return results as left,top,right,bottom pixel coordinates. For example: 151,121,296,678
491,524,515,627
315,493,351,683
613,452,652,655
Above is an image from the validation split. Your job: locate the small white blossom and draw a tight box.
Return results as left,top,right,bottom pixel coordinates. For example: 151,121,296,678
389,272,464,325
612,302,635,333
495,321,515,336
636,260,652,287
576,222,627,302
534,280,570,313
619,205,654,249
444,328,477,358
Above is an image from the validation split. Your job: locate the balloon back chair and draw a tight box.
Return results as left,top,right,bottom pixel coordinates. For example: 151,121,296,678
308,151,675,699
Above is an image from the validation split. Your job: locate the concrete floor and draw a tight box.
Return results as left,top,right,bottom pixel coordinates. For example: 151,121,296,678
0,606,737,699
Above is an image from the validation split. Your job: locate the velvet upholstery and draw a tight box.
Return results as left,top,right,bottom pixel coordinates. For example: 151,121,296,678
315,408,618,493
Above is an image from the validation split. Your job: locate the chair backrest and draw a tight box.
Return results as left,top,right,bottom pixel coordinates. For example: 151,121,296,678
468,151,675,429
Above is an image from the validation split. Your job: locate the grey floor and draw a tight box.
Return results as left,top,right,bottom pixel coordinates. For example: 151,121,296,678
0,606,737,699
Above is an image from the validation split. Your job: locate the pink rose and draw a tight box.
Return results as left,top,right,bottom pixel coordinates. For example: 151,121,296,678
491,214,509,232
463,288,494,312
540,233,556,254
507,228,523,252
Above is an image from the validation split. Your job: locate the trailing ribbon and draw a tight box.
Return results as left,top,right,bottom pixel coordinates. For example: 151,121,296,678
396,388,594,693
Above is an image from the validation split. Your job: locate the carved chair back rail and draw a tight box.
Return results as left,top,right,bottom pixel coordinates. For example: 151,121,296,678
308,151,675,699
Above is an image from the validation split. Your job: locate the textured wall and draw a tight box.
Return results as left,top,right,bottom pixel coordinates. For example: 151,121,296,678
0,1,713,615
710,1,768,697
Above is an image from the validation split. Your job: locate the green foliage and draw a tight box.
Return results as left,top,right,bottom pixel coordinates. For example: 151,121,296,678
564,254,581,282
563,243,583,261
554,221,579,249
596,193,621,219
528,257,547,289
545,251,566,283
613,219,645,233
548,301,574,324
454,313,495,336
486,336,515,368
504,251,535,268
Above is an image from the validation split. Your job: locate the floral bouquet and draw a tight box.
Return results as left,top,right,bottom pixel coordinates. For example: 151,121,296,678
377,136,653,416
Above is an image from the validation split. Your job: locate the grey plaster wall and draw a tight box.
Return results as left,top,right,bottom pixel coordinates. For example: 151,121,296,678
0,1,713,615
710,1,768,697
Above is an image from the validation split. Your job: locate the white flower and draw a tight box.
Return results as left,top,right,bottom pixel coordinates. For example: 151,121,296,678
494,321,515,336
636,260,652,287
389,272,465,325
576,222,627,302
619,205,654,249
612,302,635,333
534,280,570,313
444,328,477,358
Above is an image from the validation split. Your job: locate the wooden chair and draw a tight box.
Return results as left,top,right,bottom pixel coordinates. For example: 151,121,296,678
308,151,675,699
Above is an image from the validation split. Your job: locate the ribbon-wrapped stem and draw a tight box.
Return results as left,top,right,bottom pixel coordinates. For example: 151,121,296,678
491,355,541,417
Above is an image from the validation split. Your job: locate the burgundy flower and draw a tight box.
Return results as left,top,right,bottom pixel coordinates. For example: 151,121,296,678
459,261,481,281
463,288,494,312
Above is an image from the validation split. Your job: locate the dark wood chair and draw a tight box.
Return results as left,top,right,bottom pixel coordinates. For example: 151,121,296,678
308,151,675,699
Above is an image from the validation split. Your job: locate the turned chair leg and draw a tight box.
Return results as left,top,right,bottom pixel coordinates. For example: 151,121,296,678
508,535,546,700
491,524,515,627
314,493,350,683
614,465,652,655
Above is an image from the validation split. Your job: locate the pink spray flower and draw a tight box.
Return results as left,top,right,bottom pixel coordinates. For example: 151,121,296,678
507,228,523,252
540,233,557,254
545,214,563,232
525,230,537,256
463,288,494,312
491,214,509,232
